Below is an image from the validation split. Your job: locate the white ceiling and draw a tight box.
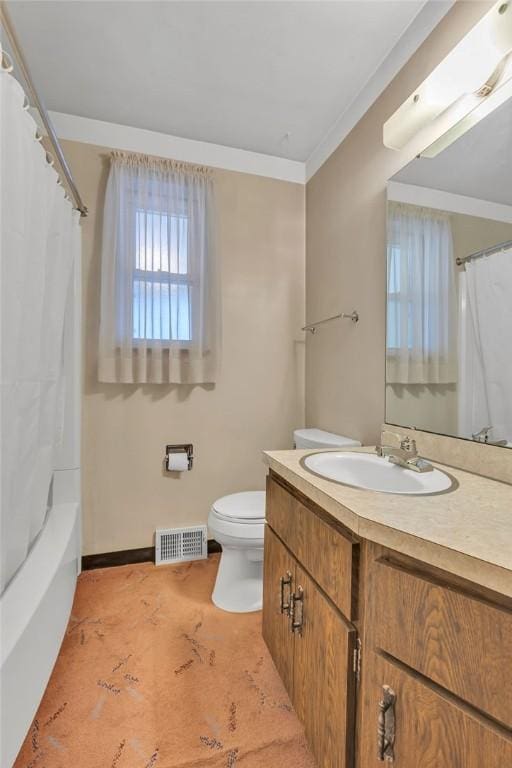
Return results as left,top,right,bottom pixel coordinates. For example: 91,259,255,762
393,96,512,206
7,0,429,163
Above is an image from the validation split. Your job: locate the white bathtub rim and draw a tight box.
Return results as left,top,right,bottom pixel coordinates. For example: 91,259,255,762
0,501,79,664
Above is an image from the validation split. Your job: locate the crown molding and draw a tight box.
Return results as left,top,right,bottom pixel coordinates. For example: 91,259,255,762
49,111,306,184
305,0,454,182
388,181,512,224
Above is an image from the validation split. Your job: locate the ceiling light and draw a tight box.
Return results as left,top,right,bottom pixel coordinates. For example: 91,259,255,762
383,1,512,156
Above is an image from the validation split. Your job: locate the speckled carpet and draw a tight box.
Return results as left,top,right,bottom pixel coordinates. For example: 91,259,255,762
13,555,315,768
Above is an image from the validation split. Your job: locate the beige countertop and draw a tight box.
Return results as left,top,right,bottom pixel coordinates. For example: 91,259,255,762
263,448,512,598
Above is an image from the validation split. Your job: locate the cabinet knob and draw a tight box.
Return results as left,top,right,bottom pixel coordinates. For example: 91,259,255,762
377,685,396,762
290,586,304,635
279,572,292,615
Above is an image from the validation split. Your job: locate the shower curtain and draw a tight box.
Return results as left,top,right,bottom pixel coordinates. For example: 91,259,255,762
1,54,80,592
459,249,512,445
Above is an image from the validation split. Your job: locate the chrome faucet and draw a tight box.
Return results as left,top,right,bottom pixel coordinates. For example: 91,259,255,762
375,430,433,473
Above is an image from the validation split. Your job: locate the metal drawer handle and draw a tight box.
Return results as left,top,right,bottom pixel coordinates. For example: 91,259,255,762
279,571,292,615
290,586,304,635
377,685,396,762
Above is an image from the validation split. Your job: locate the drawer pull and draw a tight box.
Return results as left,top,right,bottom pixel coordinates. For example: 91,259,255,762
290,586,304,635
377,685,396,762
279,572,292,615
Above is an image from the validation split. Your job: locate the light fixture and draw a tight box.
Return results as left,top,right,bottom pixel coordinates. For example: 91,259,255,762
383,1,512,157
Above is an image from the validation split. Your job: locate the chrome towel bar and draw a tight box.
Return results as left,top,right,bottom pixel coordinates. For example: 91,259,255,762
302,310,359,334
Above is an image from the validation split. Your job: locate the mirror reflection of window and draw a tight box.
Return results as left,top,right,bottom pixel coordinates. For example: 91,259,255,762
386,202,457,386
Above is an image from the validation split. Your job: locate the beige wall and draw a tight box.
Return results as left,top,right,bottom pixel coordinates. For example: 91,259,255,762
62,140,305,554
305,1,494,446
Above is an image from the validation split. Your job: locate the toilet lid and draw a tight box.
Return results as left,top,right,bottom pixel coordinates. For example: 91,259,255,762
211,491,266,522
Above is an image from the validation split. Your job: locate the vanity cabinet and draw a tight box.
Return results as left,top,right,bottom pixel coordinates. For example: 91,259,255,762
263,474,359,768
263,470,512,768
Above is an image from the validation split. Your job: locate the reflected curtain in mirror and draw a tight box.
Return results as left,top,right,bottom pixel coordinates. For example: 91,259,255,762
459,248,512,446
386,203,457,385
98,151,219,384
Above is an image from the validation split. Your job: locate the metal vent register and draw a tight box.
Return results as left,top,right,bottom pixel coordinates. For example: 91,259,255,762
155,526,208,565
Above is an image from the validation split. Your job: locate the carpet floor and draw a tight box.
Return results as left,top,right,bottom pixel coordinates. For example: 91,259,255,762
13,555,316,768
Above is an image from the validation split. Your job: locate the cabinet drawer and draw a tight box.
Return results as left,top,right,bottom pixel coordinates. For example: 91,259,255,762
359,651,512,768
266,473,358,620
369,554,512,726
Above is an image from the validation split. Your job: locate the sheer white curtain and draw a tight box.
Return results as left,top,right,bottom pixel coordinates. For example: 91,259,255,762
387,202,457,384
1,60,79,591
460,249,512,444
99,152,219,384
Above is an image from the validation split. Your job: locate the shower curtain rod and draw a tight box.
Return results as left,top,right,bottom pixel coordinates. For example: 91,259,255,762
0,2,88,217
456,239,512,266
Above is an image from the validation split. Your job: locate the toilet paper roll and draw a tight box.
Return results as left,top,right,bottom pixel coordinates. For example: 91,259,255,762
167,451,189,472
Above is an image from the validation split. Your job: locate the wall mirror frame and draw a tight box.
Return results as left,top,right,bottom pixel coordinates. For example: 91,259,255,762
385,94,512,449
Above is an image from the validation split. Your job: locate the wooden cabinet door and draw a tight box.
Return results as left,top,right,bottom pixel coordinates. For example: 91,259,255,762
359,651,512,768
292,564,357,768
262,526,296,697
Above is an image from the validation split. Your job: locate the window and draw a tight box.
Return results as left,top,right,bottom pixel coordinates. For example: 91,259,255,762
99,152,218,384
133,209,192,342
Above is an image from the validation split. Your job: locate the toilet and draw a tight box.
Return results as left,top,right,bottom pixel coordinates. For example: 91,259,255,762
208,428,361,613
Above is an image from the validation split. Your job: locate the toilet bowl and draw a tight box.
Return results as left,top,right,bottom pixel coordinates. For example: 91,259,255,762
208,491,266,613
209,428,361,613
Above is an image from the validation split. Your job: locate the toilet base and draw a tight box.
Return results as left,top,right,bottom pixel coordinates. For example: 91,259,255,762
212,546,263,613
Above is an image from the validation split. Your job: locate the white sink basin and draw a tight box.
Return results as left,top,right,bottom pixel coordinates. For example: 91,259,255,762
302,451,455,495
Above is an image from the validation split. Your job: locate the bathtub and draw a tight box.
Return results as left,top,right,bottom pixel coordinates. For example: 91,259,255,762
0,500,80,767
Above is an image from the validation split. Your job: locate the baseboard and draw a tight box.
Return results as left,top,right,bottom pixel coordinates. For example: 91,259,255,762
82,539,221,571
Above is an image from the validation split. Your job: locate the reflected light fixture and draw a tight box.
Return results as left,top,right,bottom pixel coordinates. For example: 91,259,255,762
383,1,512,157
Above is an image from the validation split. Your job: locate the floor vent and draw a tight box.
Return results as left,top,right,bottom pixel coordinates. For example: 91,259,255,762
155,525,208,565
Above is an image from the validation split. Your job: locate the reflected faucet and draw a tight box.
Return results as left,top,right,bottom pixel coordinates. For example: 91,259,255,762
472,426,493,442
472,426,508,446
376,430,433,473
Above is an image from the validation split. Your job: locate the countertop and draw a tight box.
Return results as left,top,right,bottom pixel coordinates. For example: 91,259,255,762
263,447,512,598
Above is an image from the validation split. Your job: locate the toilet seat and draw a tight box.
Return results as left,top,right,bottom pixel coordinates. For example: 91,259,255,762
211,491,265,525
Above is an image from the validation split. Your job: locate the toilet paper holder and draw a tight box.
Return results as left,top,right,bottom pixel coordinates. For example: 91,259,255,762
165,444,194,471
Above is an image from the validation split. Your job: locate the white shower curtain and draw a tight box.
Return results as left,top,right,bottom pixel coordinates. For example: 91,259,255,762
1,59,80,592
459,249,512,444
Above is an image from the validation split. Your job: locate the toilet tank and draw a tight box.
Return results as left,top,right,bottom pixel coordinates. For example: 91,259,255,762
293,428,361,450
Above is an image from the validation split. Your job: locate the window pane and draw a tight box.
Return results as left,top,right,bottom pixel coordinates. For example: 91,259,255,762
388,245,401,293
133,280,191,341
135,209,188,274
387,297,398,349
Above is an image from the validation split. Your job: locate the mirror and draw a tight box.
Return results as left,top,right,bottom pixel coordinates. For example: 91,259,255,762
386,96,512,448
